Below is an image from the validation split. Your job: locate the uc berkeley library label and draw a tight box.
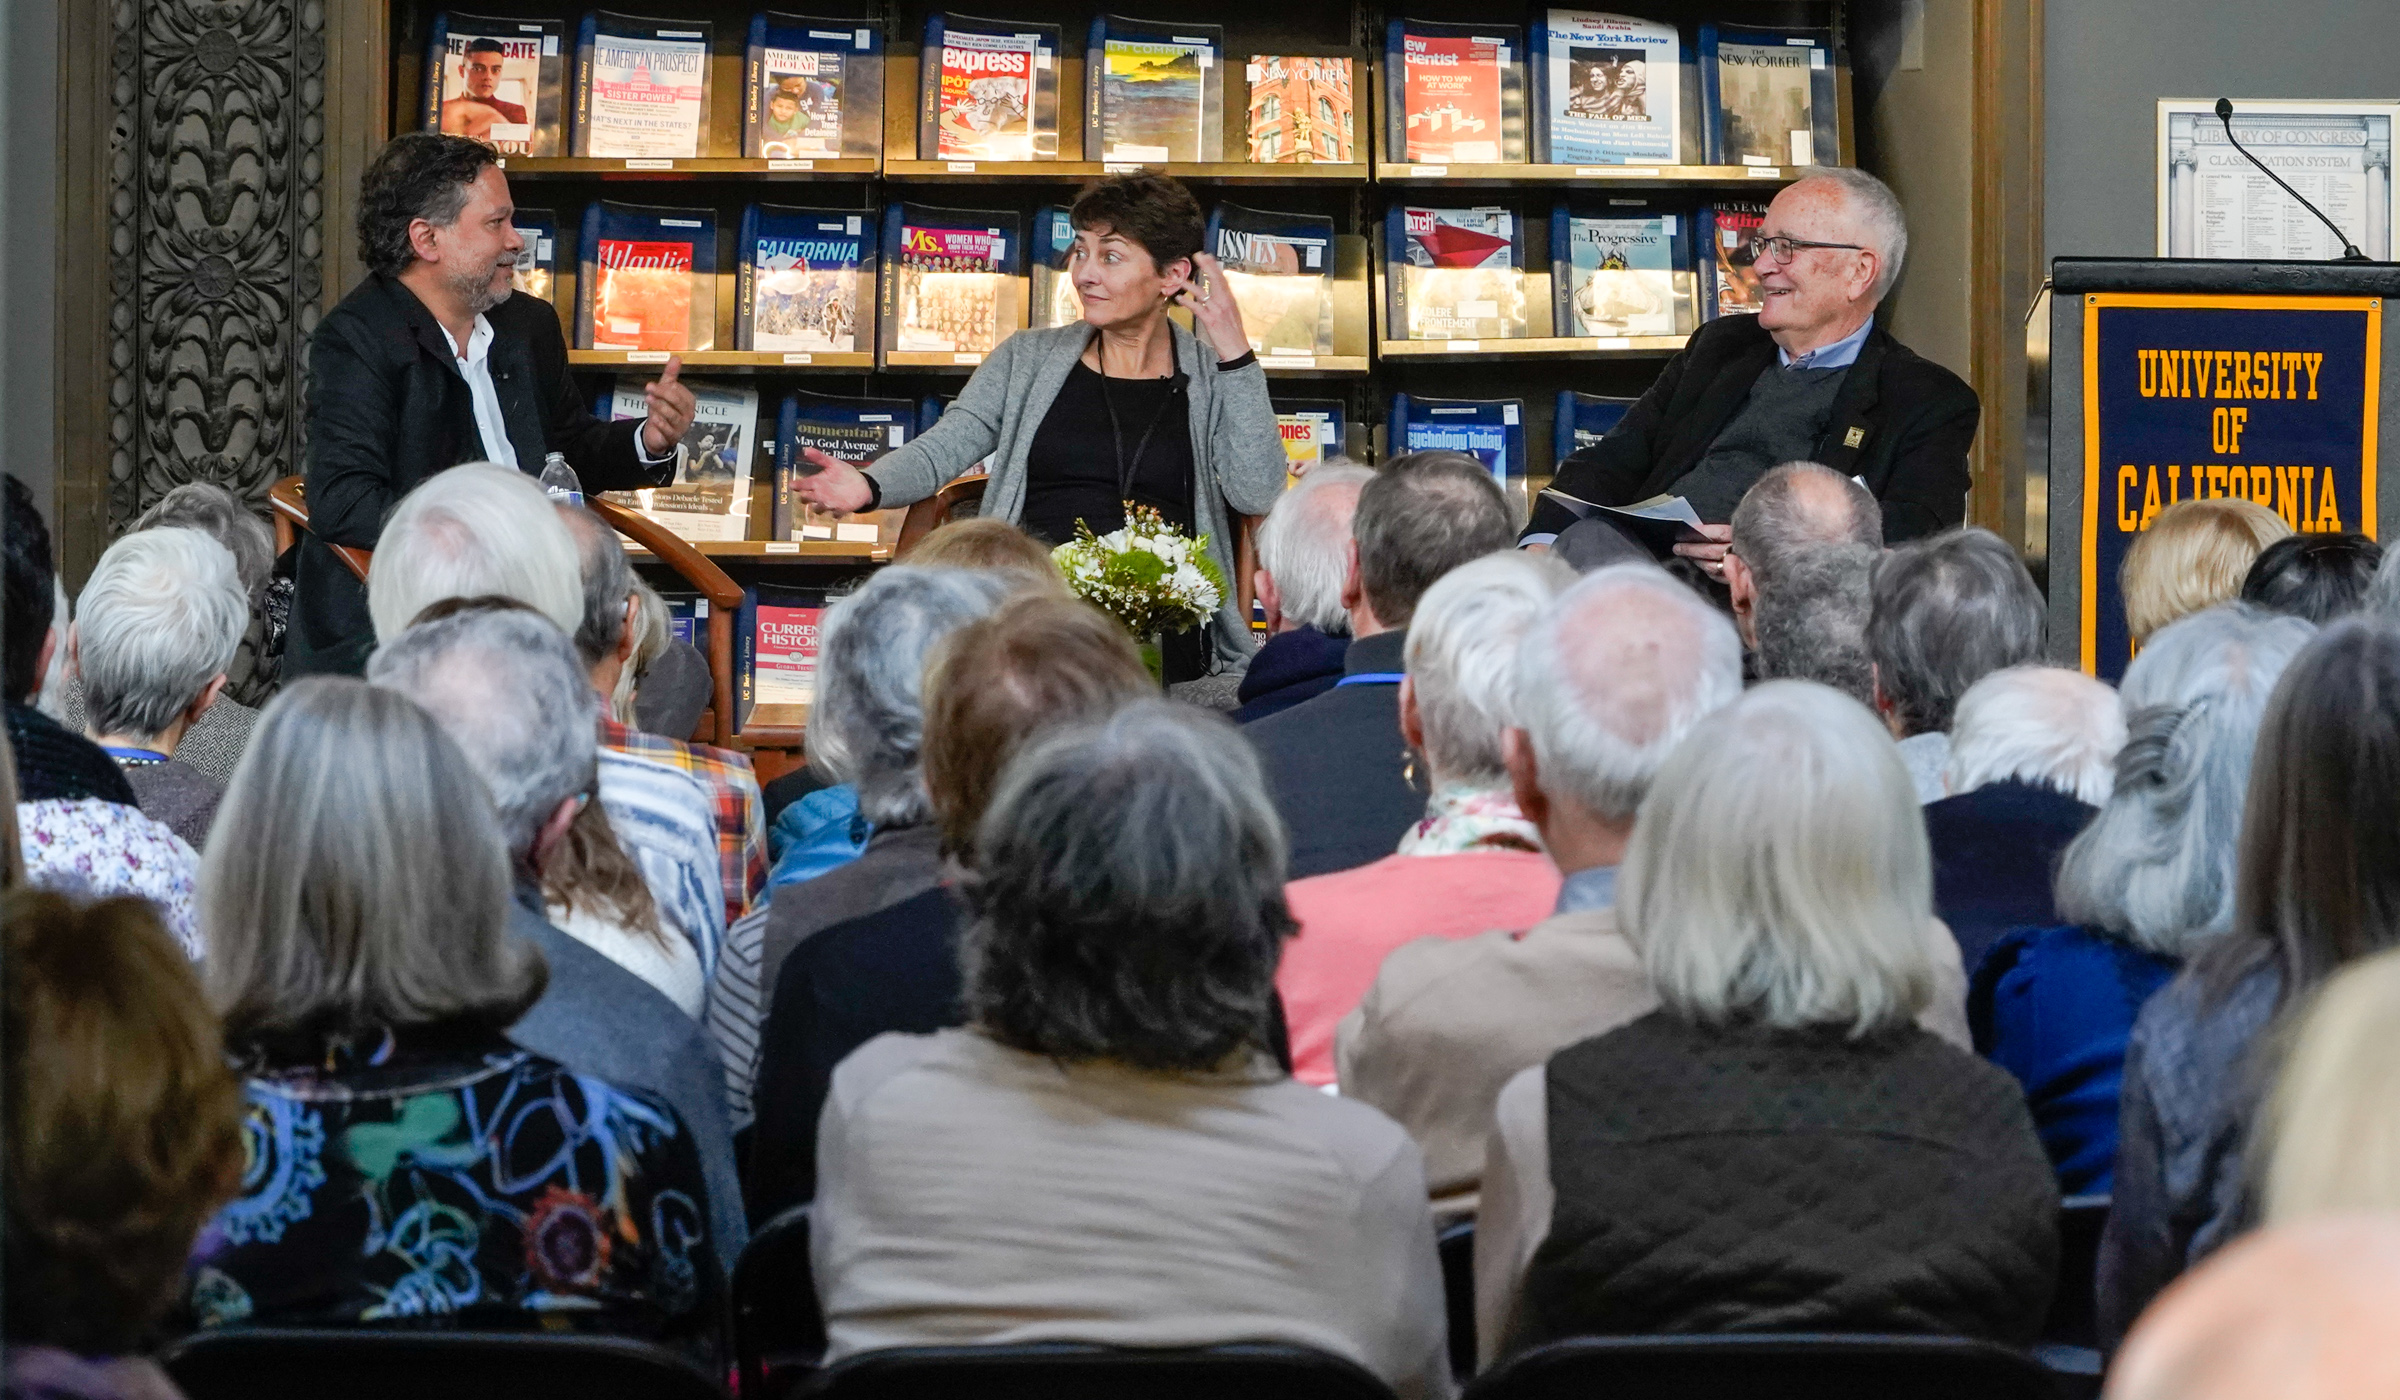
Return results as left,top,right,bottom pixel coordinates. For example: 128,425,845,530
2082,293,2382,678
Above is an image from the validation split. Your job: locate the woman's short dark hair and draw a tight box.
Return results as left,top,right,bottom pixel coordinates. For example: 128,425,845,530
357,131,501,278
2241,532,2384,626
2203,617,2400,1005
959,700,1293,1071
1068,171,1205,274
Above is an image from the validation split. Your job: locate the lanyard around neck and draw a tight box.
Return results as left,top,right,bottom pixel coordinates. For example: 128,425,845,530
1336,672,1405,687
1090,332,1184,502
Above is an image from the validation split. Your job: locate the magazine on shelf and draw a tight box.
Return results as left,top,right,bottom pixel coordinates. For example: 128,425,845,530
573,12,713,158
918,13,1062,160
1387,19,1525,164
1085,16,1223,163
1554,389,1637,459
600,377,758,542
574,201,717,351
1699,199,1769,317
1244,56,1355,163
743,14,881,159
1550,200,1693,338
1390,394,1527,509
1030,205,1084,329
657,592,708,647
510,207,559,303
736,581,829,728
1530,10,1681,165
736,204,871,354
879,203,1024,358
1699,24,1838,168
423,13,565,155
1272,398,1346,488
1388,204,1527,341
771,390,914,543
1207,202,1334,357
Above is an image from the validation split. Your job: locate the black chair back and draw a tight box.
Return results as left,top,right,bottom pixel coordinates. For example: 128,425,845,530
2047,1194,2110,1348
734,1203,825,1399
806,1341,1398,1400
1437,1217,1477,1378
1464,1333,2061,1400
160,1326,724,1400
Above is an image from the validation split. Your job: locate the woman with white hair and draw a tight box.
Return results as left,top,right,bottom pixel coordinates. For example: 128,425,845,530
1277,550,1575,1086
812,701,1452,1397
1477,682,2056,1362
1969,604,2314,1195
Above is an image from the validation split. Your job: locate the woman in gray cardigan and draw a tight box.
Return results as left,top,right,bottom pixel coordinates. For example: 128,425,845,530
792,172,1286,680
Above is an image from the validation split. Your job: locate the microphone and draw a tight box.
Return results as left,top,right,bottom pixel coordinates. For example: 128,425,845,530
2214,98,2369,262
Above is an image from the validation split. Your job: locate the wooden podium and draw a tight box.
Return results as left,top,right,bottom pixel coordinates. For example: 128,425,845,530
2033,257,2400,679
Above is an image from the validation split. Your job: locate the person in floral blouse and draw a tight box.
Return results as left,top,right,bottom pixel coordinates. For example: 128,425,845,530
183,678,720,1342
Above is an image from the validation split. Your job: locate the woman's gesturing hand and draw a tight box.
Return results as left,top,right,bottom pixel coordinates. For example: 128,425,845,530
792,447,876,513
1175,251,1252,359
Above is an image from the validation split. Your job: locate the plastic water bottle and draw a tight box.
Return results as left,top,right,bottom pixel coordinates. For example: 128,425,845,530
539,452,584,506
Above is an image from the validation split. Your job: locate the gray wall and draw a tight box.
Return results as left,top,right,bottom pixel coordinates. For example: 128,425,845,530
5,0,59,510
2047,0,2397,264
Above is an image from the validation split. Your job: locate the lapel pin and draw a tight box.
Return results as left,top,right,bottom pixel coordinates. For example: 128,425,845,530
1843,426,1866,449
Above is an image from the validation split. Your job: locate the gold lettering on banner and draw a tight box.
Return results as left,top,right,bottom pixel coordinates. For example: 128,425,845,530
2118,465,2139,530
2304,353,2324,399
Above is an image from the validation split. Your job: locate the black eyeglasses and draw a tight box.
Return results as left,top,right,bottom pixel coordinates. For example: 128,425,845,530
1744,234,1867,266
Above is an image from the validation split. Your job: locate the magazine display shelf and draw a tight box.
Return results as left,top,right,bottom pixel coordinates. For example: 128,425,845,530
500,156,883,180
1376,162,1806,187
569,349,881,371
1379,333,1689,360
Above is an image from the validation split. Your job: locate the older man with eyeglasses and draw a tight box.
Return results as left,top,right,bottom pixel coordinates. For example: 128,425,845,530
1526,167,1978,573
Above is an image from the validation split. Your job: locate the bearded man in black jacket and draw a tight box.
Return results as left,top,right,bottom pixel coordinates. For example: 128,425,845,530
291,132,691,677
1528,166,1978,573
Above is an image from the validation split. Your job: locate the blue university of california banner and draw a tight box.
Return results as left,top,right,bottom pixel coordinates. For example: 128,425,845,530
2081,293,2382,678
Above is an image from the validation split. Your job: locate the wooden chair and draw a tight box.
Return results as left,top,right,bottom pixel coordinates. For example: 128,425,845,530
267,476,746,749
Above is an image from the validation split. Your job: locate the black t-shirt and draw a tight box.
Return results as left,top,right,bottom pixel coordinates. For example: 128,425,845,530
1019,359,1195,546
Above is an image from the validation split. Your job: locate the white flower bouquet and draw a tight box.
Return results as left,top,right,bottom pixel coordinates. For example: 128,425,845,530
1051,504,1227,656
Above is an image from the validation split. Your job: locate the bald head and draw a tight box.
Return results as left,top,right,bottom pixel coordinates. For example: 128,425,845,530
1511,564,1744,822
2109,1217,2400,1400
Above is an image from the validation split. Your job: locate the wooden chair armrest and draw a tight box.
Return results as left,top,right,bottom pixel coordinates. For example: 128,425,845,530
588,496,745,750
268,475,372,583
895,473,991,557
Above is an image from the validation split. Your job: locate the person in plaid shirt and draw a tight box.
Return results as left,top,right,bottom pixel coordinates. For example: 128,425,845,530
559,506,767,926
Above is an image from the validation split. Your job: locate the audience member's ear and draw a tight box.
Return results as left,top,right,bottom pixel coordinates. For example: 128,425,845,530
54,624,71,683
1255,569,1285,633
1339,539,1363,615
1869,662,1905,737
186,673,229,725
530,794,582,875
616,593,640,666
1723,550,1759,648
1503,726,1548,830
1398,676,1425,753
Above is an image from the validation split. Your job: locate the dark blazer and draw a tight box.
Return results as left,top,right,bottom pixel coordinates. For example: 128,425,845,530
1244,629,1419,881
1232,625,1349,724
1924,779,2097,973
1527,313,1979,543
291,274,672,676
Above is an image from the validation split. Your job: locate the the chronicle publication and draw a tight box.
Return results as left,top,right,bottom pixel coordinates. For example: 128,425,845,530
744,14,880,159
1699,24,1838,168
918,14,1061,161
1531,10,1680,165
735,581,829,728
423,13,565,155
510,207,559,303
1388,19,1524,164
601,377,758,542
1699,199,1768,317
736,205,870,354
1243,56,1354,163
574,201,717,351
1085,16,1223,163
1388,204,1528,340
1555,389,1637,459
1272,398,1346,489
1031,205,1084,329
1551,203,1692,338
1390,394,1527,506
879,204,1024,357
1207,202,1335,357
771,390,914,543
573,12,713,159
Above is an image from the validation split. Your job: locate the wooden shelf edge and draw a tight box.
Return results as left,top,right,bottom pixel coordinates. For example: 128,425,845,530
731,723,809,751
569,351,879,371
883,160,1368,183
500,157,881,180
1379,335,1689,360
1375,162,1801,186
623,540,886,559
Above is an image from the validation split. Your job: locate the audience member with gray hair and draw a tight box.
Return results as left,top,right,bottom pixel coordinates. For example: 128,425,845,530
1250,450,1518,880
71,528,250,848
1339,564,1883,1207
365,463,584,642
1969,604,2313,1196
1526,166,1976,562
812,700,1453,1397
1477,681,2054,1362
1868,527,2047,802
366,605,747,1256
1725,461,1880,641
1279,551,1576,1087
1923,666,2127,973
1235,460,1374,723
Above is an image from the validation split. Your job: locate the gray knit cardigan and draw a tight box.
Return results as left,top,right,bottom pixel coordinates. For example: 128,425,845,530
861,320,1287,663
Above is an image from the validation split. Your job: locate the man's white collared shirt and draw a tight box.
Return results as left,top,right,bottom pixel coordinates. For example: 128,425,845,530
446,314,518,471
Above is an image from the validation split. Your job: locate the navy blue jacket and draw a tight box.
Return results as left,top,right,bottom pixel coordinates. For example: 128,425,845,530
1925,779,2096,974
1245,629,1418,880
1232,625,1348,724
